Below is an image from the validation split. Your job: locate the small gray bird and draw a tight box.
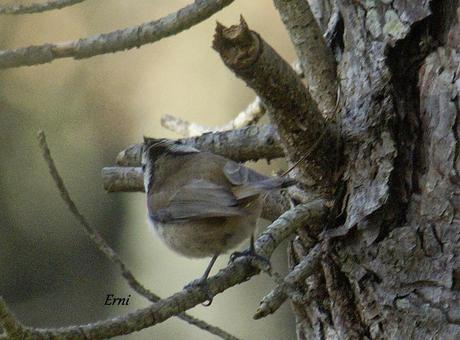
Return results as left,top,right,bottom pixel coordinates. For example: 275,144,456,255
142,138,295,283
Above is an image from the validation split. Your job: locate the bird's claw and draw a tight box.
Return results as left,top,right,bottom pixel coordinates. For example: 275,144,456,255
229,248,272,274
184,277,214,306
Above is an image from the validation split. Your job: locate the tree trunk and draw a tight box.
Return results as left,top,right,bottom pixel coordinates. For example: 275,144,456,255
289,0,460,338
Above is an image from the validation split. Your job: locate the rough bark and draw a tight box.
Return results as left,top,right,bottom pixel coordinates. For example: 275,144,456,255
7,0,456,338
287,0,460,339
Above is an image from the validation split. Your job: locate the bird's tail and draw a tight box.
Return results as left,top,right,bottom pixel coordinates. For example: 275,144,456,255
232,177,297,201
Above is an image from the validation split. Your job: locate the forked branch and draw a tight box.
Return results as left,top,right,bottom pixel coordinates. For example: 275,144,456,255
0,181,327,339
0,0,234,68
212,18,337,192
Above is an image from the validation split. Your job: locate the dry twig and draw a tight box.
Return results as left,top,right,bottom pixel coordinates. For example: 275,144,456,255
254,243,322,319
0,0,85,14
161,96,265,137
0,181,326,339
34,130,239,340
0,0,234,68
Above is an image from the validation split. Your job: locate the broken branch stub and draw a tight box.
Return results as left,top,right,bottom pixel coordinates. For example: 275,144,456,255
212,18,337,193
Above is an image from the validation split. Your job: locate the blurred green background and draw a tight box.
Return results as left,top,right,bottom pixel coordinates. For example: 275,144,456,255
0,0,298,339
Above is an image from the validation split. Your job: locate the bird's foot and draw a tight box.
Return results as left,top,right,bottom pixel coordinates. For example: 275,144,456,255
229,248,272,274
184,277,214,306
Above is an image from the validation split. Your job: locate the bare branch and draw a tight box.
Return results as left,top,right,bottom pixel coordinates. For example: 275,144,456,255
219,96,265,130
0,0,234,69
161,96,265,137
253,243,322,319
161,114,211,137
116,124,283,166
212,18,337,191
273,0,338,116
102,166,144,192
1,199,326,339
36,131,239,340
0,0,85,15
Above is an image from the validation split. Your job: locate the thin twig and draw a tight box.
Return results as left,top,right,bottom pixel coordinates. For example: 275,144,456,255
36,130,239,340
0,0,234,69
0,0,85,15
253,243,322,319
161,96,265,137
2,192,326,338
161,114,212,137
102,166,144,192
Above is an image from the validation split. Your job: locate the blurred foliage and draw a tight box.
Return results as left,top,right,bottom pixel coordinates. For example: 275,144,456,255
0,1,297,339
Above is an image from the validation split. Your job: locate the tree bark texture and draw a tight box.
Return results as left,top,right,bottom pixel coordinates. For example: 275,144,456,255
289,0,460,339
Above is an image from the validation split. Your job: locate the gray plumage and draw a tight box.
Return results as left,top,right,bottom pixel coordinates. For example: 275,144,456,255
142,139,295,258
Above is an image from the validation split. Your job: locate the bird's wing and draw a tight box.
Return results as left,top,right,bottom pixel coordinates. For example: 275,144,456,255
223,161,296,201
223,161,267,185
151,179,246,223
231,178,288,201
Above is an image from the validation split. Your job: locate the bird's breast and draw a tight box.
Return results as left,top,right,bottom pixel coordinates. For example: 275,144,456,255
147,213,259,258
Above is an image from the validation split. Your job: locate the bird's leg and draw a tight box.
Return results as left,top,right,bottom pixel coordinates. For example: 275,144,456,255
184,254,219,306
229,234,272,273
201,253,219,281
